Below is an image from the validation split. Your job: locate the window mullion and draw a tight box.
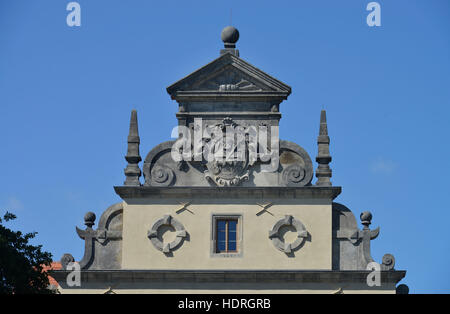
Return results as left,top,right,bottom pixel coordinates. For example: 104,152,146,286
225,221,229,252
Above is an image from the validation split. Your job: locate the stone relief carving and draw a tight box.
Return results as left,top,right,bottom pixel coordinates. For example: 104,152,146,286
204,117,253,186
147,215,188,254
141,129,314,188
279,141,313,187
268,215,308,254
282,164,306,186
195,67,263,92
143,141,177,187
150,165,175,187
218,79,261,92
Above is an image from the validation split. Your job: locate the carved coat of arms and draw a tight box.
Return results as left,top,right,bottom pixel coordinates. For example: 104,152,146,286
204,118,254,186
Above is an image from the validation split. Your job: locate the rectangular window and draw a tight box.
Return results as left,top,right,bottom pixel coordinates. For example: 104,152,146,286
211,215,242,257
216,219,238,253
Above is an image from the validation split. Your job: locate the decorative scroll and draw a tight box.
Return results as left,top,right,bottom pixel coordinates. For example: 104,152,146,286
381,254,395,271
151,166,175,187
281,164,306,186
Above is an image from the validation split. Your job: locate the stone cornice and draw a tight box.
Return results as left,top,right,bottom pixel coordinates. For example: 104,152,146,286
114,186,342,200
175,111,282,119
171,92,289,102
49,269,405,285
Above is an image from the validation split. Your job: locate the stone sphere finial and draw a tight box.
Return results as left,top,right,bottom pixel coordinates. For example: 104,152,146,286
60,253,75,270
221,26,239,48
360,211,372,228
396,284,409,295
84,211,96,228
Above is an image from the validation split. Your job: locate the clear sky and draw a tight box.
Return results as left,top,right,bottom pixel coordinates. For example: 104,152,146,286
0,0,449,293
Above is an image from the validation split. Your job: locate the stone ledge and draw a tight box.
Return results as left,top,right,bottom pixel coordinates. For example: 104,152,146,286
49,269,405,285
171,93,289,103
114,186,342,200
176,112,282,118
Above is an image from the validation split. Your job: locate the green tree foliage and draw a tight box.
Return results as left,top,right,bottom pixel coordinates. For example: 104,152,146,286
0,212,54,294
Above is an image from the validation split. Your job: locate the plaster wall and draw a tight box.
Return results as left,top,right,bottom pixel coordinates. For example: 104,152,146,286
121,198,332,270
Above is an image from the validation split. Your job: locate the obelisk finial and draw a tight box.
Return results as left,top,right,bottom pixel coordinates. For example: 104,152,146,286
315,110,332,186
124,109,142,186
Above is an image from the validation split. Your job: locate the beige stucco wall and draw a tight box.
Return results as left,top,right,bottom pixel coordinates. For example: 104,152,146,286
55,196,400,294
121,198,332,270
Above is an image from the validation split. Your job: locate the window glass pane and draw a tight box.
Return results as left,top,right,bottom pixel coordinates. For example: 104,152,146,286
217,241,226,252
228,220,237,245
228,241,236,251
217,220,226,232
228,230,236,241
228,220,237,232
217,230,226,242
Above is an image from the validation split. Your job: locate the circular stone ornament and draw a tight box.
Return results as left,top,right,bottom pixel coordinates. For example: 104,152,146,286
150,166,175,187
221,26,239,44
281,164,306,186
268,215,308,254
147,215,187,254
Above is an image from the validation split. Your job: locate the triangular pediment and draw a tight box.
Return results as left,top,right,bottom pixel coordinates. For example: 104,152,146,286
192,65,265,92
167,53,291,97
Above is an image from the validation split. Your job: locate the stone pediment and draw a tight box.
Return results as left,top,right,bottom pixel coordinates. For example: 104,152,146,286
194,65,264,92
167,52,291,100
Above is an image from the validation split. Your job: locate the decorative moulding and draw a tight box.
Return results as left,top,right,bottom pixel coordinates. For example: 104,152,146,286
269,215,308,254
147,215,187,254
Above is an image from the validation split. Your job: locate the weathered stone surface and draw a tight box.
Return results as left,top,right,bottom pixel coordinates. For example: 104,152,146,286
316,110,332,186
50,269,406,287
269,215,309,254
115,186,342,200
147,215,187,254
167,52,291,100
332,202,397,271
71,203,123,270
140,139,313,188
124,110,142,186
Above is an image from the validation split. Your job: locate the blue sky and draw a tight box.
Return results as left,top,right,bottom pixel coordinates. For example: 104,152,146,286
0,0,449,293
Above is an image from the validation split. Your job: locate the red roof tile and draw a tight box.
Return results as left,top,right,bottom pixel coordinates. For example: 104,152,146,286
42,262,62,287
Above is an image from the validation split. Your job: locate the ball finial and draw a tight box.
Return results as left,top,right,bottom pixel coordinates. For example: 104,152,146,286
84,211,96,228
360,211,373,229
221,26,239,48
